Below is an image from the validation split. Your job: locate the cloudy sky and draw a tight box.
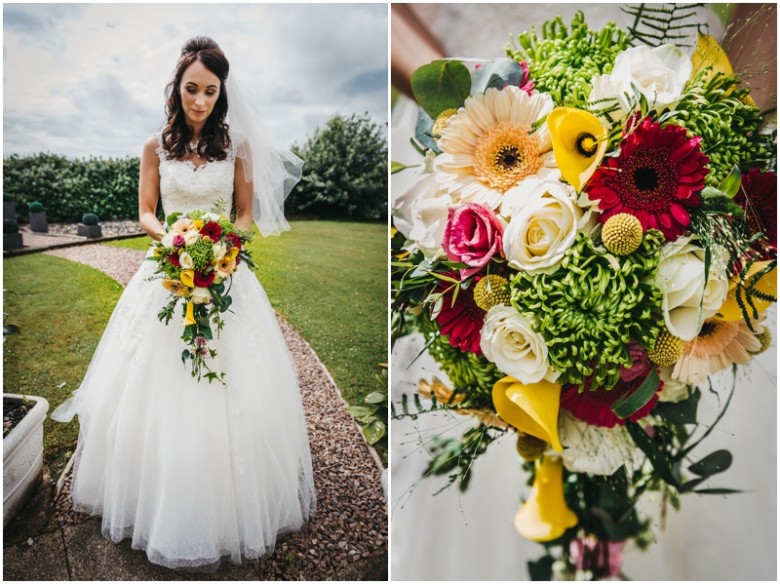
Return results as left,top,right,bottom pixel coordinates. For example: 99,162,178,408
3,3,388,158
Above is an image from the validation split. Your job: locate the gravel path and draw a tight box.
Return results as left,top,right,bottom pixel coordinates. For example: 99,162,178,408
45,242,388,579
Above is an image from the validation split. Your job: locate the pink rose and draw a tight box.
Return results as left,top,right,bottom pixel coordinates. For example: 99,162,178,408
570,537,626,578
172,234,185,247
442,203,504,278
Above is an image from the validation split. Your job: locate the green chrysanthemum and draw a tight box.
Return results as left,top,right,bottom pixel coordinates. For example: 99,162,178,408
186,238,214,272
668,69,775,185
510,231,665,390
506,11,630,107
427,333,502,408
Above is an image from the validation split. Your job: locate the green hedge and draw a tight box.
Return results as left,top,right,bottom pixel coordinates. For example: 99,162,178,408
3,153,140,222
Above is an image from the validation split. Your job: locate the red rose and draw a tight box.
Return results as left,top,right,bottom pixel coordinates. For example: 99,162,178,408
169,253,180,267
201,221,223,240
193,270,215,288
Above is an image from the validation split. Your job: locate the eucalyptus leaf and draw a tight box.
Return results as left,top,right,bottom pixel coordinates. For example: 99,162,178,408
688,449,733,477
693,487,742,495
411,60,471,119
654,388,700,424
471,58,526,95
414,109,441,154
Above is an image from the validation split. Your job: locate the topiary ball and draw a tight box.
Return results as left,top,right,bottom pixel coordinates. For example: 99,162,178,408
29,201,45,213
3,193,12,202
4,218,19,234
82,213,100,226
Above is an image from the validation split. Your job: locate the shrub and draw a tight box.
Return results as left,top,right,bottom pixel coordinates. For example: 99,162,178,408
29,201,45,213
288,113,387,222
4,218,19,234
81,213,99,226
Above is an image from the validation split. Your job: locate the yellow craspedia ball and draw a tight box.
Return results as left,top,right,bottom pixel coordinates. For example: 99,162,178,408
516,433,547,461
602,213,644,256
647,330,685,366
748,328,772,355
473,275,510,311
432,108,459,137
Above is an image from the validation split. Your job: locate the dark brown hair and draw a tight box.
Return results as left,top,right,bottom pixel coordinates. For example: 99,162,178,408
161,36,231,161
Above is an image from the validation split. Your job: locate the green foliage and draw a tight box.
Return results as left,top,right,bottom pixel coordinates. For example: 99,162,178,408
3,218,19,234
81,212,99,226
3,153,140,222
346,364,388,445
410,60,471,119
423,424,503,493
288,113,387,221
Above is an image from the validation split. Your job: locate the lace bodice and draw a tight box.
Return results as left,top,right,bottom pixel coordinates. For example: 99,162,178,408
155,133,236,216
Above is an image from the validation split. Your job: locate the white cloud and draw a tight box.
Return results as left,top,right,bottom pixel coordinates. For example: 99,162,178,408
3,3,388,158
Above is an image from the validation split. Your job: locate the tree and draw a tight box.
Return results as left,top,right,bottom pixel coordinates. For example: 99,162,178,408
289,113,387,221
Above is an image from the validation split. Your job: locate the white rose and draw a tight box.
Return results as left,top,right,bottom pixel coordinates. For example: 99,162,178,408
559,411,645,476
161,232,175,247
392,151,452,261
480,305,558,384
655,240,730,341
212,242,227,261
183,229,199,245
178,251,194,269
501,178,586,274
657,365,690,403
190,287,212,304
591,44,692,114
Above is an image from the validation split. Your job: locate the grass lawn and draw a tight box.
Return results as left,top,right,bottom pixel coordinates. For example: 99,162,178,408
3,254,124,475
20,220,388,465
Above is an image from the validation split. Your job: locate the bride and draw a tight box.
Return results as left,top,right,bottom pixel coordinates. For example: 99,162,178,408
52,36,316,570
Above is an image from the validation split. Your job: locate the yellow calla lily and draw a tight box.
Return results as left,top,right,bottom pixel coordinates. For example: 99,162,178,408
193,219,204,230
716,261,776,321
492,376,563,452
547,107,608,192
180,269,195,288
227,246,240,261
514,456,578,542
182,301,196,327
691,32,755,107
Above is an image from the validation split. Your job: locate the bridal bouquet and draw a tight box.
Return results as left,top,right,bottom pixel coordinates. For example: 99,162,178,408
392,6,776,580
148,202,255,385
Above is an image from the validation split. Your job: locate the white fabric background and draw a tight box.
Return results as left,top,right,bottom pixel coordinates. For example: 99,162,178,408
390,4,776,580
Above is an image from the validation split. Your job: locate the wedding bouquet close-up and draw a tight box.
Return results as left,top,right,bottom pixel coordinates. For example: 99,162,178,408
391,4,776,580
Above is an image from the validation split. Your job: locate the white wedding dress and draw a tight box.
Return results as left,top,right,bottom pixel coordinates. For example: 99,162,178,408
53,133,316,570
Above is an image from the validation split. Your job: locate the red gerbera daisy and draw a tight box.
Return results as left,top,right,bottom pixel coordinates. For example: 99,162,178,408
560,343,662,428
734,167,777,260
226,232,242,250
201,221,223,240
587,117,709,241
193,270,215,288
435,275,486,355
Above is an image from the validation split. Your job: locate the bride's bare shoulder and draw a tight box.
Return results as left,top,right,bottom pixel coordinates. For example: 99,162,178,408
142,134,163,160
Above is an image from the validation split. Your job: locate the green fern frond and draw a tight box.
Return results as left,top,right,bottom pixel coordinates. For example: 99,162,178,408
622,3,707,48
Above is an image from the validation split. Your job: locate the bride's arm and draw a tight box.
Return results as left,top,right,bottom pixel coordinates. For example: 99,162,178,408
233,155,254,231
138,137,166,241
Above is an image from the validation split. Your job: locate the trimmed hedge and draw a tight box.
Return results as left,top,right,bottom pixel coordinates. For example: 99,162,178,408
3,153,140,222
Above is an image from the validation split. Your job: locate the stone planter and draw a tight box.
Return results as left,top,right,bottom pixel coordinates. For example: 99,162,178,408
29,211,48,233
3,232,24,250
3,201,16,219
3,393,49,527
77,223,102,238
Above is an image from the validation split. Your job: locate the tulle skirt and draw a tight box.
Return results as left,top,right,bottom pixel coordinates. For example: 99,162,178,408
53,257,316,570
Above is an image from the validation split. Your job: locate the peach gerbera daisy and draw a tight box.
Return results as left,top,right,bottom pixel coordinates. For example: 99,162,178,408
435,86,559,210
672,318,762,385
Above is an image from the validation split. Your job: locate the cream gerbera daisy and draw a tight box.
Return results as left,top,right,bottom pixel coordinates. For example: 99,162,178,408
435,86,559,210
672,318,763,385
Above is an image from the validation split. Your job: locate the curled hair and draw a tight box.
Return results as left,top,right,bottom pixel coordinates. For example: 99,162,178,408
161,36,231,161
